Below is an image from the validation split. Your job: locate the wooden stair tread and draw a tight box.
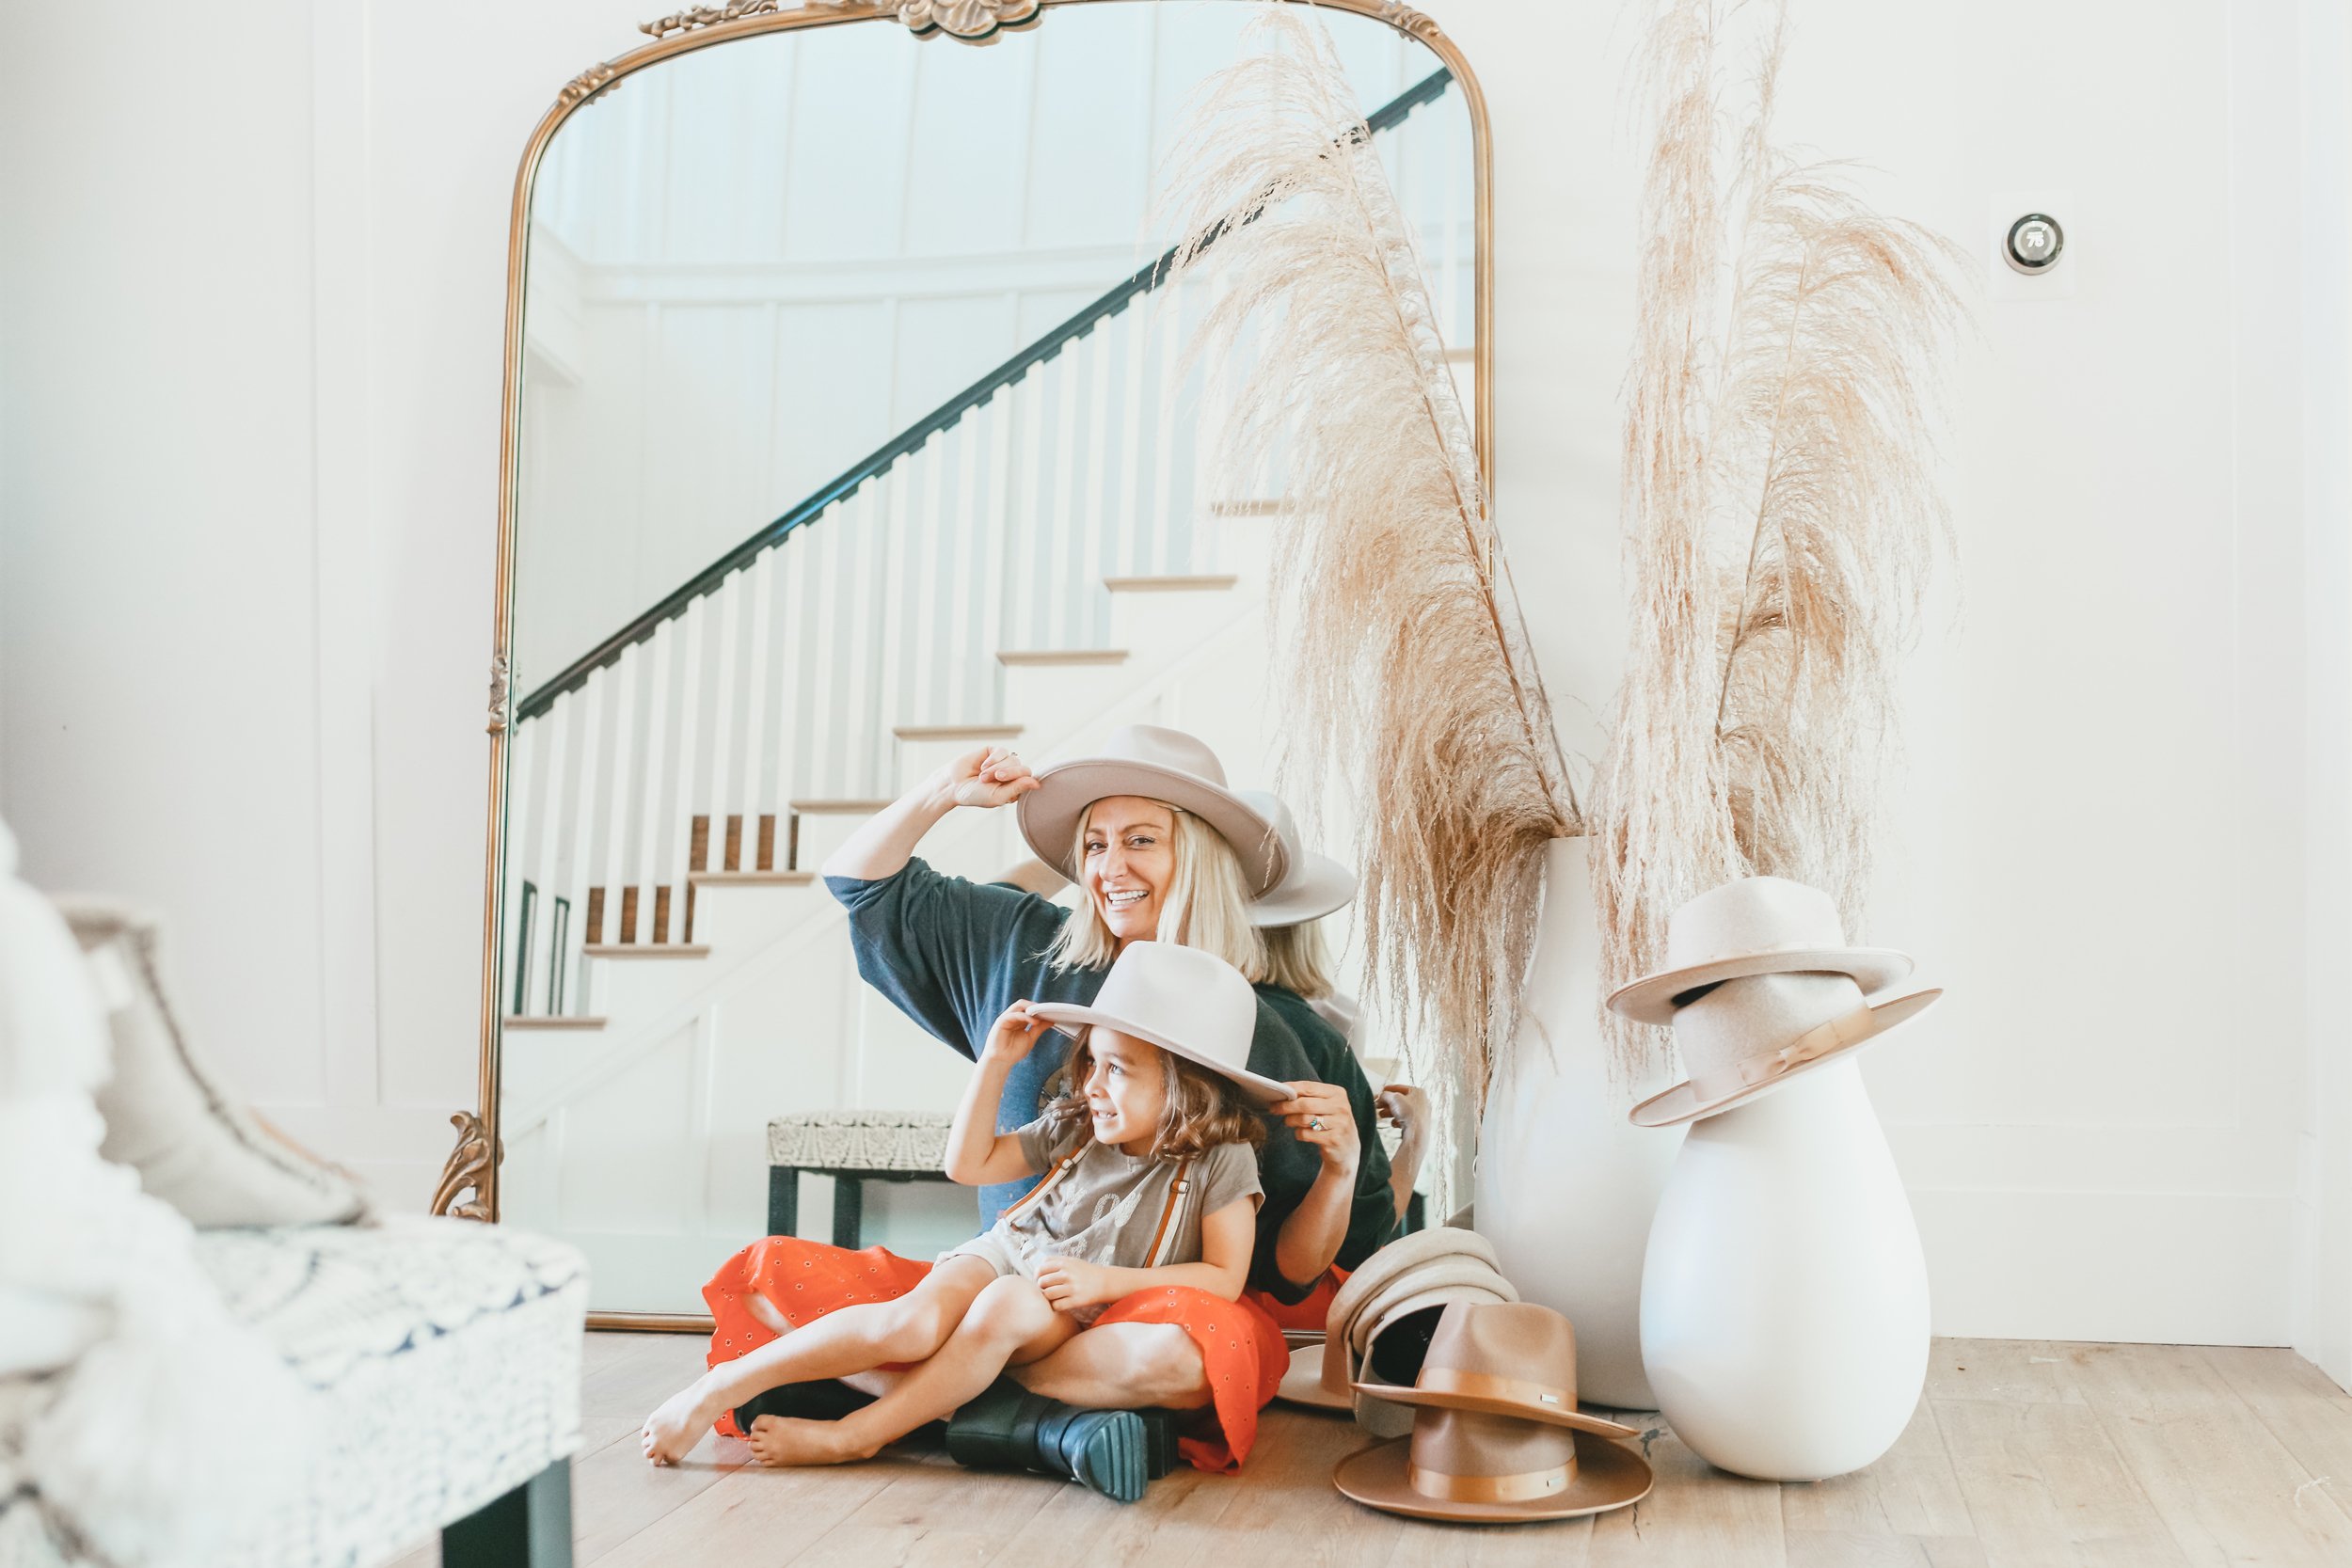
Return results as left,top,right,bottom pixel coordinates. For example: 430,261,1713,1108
502,1015,608,1030
582,943,711,958
995,648,1129,667
789,799,894,816
689,870,816,887
1103,574,1239,594
894,723,1024,740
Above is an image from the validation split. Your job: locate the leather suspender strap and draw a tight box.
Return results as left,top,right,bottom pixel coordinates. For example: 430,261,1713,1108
1142,1157,1195,1268
999,1147,1084,1226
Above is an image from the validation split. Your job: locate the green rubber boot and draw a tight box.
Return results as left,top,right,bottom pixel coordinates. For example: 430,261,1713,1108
945,1379,1152,1503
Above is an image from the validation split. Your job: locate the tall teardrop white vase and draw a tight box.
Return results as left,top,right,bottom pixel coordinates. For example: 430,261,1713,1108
1640,1056,1930,1481
1476,836,1684,1409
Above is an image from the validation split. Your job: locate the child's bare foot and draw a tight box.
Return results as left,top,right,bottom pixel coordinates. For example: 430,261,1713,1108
641,1377,725,1465
746,1413,878,1467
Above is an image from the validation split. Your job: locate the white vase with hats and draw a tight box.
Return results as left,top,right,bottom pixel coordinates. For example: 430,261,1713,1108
1476,836,1682,1409
1610,876,1941,1481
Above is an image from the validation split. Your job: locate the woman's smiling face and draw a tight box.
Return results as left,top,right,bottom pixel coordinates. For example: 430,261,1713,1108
1082,796,1177,947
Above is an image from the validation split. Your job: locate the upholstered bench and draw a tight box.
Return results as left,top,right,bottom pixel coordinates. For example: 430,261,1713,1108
768,1110,956,1248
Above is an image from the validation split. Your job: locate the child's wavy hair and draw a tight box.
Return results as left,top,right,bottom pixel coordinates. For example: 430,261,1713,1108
1041,1025,1267,1162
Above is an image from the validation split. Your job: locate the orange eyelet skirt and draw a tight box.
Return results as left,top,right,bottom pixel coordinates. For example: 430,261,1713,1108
701,1236,1302,1471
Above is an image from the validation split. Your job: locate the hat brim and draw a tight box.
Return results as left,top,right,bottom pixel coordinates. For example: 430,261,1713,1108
1025,1002,1292,1104
1248,851,1356,927
1017,759,1287,895
1348,1377,1641,1440
1333,1431,1654,1523
1607,944,1915,1025
1276,1343,1353,1411
1629,988,1943,1128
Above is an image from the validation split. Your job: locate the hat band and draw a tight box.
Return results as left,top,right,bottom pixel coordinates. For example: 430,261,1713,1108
1415,1366,1572,1412
1686,1000,1880,1102
1407,1460,1575,1504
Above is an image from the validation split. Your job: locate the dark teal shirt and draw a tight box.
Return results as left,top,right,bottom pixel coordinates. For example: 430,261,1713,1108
825,857,1394,1301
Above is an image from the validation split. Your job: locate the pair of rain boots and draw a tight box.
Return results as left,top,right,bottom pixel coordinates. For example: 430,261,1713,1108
732,1379,1175,1503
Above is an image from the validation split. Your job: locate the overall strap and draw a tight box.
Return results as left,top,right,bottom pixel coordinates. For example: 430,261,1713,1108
1141,1157,1196,1268
999,1146,1085,1226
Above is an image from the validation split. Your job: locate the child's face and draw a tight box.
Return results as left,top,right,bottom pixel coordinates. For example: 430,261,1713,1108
1080,1027,1170,1151
1081,798,1177,944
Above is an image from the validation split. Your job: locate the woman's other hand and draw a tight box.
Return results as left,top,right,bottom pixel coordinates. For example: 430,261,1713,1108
1376,1085,1427,1150
1274,1081,1359,1176
944,745,1041,810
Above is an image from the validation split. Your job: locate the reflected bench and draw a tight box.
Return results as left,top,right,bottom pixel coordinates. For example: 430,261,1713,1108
767,1110,957,1249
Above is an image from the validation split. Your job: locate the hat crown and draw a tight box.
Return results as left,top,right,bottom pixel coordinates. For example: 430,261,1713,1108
1414,1301,1582,1409
1661,877,1850,973
1085,941,1257,1076
1236,789,1300,856
1673,970,1867,1080
1406,1407,1576,1498
1096,723,1229,787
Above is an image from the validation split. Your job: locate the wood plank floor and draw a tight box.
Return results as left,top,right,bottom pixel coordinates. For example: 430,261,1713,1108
387,1332,2352,1567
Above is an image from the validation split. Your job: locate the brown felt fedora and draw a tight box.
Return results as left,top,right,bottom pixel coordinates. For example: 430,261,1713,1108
1605,876,1914,1025
1016,724,1287,895
1334,1303,1652,1523
1626,969,1943,1128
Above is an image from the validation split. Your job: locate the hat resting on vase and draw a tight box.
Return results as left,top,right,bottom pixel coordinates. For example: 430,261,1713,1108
1609,877,1941,1128
1333,1301,1653,1523
1016,724,1288,896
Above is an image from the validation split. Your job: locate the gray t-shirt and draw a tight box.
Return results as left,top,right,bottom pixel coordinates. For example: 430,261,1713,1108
992,1115,1263,1275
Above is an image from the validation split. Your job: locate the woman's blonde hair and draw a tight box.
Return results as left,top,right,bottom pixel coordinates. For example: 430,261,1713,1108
1043,800,1267,980
1042,1026,1268,1163
1260,919,1337,1000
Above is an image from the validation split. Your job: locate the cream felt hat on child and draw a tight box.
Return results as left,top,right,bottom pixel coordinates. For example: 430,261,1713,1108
1027,941,1290,1103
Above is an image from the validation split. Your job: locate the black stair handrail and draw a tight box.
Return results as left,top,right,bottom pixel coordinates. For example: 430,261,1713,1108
516,65,1455,721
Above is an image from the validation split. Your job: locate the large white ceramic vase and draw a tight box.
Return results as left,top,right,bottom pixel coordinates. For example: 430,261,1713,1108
1477,836,1684,1409
1639,1055,1929,1480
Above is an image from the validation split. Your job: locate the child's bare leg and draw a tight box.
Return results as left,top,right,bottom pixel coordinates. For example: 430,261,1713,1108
642,1257,996,1464
747,1275,1077,1466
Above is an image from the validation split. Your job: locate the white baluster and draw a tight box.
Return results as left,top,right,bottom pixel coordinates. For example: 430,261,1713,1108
560,676,605,1012
839,484,882,799
1113,301,1149,580
871,467,911,795
947,419,986,719
907,436,946,725
805,504,845,798
1079,323,1114,643
667,595,708,940
977,398,1014,722
705,569,745,873
1047,339,1085,649
600,644,645,948
501,715,542,1018
630,620,676,943
1149,287,1186,577
770,541,808,842
735,551,776,869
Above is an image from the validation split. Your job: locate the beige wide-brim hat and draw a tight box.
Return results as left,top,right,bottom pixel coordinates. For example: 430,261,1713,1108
1276,1338,1352,1411
1333,1415,1654,1524
1027,940,1291,1104
1629,970,1944,1128
1607,876,1914,1025
1350,1301,1638,1441
1236,790,1356,928
1017,724,1288,895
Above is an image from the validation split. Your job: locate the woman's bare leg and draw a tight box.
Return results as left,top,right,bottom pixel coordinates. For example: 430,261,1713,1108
641,1256,997,1464
1009,1322,1214,1411
747,1275,1078,1466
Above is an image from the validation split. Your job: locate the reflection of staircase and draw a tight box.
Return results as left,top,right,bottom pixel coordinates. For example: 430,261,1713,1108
495,68,1467,1311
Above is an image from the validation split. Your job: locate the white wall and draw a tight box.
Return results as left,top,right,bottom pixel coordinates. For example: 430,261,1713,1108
0,0,2343,1364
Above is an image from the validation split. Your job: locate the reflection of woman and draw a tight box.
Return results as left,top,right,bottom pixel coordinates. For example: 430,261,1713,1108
678,725,1394,1476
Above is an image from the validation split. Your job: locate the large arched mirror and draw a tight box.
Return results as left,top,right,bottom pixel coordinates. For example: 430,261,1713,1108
447,0,1489,1323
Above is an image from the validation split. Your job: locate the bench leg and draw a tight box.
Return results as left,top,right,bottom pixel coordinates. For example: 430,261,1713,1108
831,1174,864,1250
444,1458,571,1568
769,1164,800,1237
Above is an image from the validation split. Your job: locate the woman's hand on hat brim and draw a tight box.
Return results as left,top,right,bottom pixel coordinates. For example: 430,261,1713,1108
1274,1082,1359,1175
946,744,1042,810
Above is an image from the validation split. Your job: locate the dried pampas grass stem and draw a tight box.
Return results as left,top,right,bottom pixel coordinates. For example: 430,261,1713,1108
1152,4,1576,1125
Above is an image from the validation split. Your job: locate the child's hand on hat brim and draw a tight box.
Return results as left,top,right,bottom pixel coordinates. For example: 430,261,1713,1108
983,1000,1053,1066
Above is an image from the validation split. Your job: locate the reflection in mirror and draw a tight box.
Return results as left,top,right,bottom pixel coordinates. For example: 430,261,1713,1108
497,4,1478,1315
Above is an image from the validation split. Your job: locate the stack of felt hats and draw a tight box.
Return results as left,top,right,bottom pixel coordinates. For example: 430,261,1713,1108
1608,877,1942,1127
1332,1301,1654,1523
1295,1228,1518,1437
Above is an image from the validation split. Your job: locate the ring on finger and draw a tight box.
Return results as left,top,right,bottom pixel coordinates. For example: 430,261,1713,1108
1309,1117,1324,1131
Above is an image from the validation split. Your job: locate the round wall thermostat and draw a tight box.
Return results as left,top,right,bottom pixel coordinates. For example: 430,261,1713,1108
2005,214,2064,274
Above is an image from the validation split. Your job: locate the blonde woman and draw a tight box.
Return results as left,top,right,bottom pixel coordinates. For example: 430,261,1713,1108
674,725,1394,1481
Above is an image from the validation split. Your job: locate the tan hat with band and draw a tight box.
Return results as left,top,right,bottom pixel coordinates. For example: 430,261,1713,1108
1334,1302,1653,1524
1017,724,1287,895
1626,968,1941,1128
1606,876,1913,1025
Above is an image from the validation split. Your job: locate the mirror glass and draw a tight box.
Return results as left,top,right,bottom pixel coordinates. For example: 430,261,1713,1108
498,1,1478,1315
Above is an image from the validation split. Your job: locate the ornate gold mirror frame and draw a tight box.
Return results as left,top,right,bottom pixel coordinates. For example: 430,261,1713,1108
437,0,1495,1303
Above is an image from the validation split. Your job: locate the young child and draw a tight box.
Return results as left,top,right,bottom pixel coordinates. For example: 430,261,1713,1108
640,941,1277,1491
